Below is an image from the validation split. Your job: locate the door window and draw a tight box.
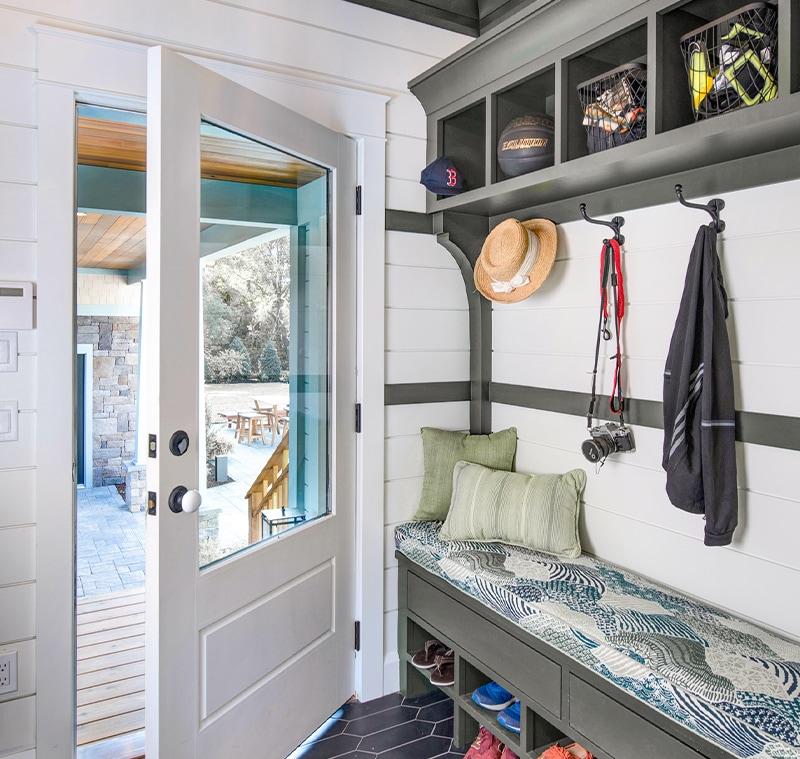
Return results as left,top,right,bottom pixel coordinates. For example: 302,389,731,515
198,121,331,567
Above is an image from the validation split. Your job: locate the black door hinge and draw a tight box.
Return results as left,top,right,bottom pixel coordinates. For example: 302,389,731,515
354,620,361,651
355,185,362,216
147,491,157,516
148,433,157,458
355,403,362,433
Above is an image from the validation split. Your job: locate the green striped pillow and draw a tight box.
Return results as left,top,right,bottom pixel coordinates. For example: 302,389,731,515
440,461,586,559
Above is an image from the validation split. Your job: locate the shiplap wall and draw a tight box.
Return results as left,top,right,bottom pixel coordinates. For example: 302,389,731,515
383,232,470,691
493,178,800,640
0,2,467,753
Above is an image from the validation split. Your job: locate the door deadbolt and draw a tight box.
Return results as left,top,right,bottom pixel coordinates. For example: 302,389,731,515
169,430,190,456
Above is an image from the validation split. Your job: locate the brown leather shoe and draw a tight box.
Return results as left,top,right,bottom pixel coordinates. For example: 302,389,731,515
429,649,455,686
411,639,448,670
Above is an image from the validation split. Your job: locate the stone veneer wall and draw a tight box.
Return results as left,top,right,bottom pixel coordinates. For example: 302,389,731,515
77,316,140,486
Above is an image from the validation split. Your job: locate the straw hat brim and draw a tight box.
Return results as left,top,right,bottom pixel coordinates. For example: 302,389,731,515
474,218,558,304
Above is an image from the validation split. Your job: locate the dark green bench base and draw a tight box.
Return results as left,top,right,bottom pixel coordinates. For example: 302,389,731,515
397,553,735,759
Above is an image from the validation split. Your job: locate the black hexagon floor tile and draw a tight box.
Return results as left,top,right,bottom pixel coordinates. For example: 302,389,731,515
358,719,434,753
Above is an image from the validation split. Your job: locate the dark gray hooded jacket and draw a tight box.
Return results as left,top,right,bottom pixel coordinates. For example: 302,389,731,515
662,224,737,546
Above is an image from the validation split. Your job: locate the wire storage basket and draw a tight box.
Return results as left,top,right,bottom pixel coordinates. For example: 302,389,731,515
577,63,647,154
680,2,778,121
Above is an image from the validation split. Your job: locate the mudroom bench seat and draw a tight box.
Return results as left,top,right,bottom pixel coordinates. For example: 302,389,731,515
395,521,800,759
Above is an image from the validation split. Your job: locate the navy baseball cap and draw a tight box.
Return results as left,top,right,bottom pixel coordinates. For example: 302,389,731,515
420,157,464,196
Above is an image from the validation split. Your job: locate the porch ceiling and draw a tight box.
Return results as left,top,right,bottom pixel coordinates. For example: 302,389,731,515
77,213,145,270
77,116,323,189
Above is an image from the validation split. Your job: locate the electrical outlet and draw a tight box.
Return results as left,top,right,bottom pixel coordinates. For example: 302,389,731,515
0,650,18,695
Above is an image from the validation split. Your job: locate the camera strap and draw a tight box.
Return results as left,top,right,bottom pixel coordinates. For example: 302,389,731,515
587,238,626,429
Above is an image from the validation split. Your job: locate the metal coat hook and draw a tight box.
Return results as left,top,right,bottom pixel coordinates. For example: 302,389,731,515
579,203,625,244
675,184,726,233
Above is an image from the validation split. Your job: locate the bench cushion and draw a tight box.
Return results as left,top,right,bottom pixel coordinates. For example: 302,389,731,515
396,521,800,759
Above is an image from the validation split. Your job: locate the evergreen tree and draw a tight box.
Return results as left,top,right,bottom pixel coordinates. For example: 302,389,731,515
259,340,282,382
230,336,252,381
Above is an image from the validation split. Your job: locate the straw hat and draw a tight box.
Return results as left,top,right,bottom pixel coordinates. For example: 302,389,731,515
474,218,558,303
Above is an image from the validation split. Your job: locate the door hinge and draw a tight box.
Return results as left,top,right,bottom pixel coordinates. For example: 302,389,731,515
355,403,362,433
355,185,362,216
147,491,157,516
354,620,361,652
148,433,157,458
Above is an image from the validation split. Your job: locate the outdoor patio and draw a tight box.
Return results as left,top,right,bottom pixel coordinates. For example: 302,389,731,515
77,424,282,596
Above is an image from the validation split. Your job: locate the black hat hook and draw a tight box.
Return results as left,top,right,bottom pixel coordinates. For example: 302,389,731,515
675,184,725,233
579,203,625,244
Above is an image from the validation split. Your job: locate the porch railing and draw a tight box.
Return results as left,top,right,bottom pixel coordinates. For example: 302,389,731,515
246,432,289,542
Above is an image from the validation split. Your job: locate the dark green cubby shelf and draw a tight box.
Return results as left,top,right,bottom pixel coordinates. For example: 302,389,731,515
412,0,800,223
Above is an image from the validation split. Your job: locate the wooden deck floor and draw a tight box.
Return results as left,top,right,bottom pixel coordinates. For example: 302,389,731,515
77,589,145,753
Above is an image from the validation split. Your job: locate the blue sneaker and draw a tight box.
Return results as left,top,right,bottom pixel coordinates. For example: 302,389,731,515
497,701,521,734
472,682,515,711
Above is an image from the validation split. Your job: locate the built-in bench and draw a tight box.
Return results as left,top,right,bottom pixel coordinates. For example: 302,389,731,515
396,521,800,759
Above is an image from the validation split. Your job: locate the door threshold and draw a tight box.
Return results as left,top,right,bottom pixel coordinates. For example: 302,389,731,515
77,729,144,759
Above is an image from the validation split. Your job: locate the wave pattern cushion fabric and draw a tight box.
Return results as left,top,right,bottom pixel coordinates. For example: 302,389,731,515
413,427,518,522
441,462,586,559
395,521,800,759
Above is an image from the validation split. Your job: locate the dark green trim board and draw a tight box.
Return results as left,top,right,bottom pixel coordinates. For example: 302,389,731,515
434,212,492,435
492,383,800,452
383,381,800,451
385,382,471,405
385,210,433,234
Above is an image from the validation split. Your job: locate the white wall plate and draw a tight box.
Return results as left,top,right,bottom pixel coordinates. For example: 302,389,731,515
0,332,18,373
0,282,33,329
0,401,19,442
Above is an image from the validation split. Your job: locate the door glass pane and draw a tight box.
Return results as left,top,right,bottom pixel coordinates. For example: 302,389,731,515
198,120,330,568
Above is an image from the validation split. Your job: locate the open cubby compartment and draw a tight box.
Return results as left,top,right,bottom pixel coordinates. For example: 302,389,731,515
403,615,457,699
565,21,649,161
657,0,780,132
492,65,557,182
457,657,565,757
437,99,487,196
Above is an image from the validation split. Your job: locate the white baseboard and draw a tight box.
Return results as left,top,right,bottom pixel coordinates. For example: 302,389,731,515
383,651,400,695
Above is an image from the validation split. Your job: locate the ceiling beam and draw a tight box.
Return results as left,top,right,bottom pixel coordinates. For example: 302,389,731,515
343,0,479,36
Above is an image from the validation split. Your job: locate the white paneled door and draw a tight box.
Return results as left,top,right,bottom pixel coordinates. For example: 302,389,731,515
145,47,356,758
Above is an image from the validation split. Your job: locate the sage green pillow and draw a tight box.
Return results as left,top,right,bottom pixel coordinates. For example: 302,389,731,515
440,461,586,559
413,427,518,522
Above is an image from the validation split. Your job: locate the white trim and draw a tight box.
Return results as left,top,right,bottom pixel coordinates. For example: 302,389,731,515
76,343,93,488
35,29,388,756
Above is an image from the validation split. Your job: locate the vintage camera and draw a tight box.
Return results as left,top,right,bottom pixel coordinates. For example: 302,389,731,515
581,422,635,463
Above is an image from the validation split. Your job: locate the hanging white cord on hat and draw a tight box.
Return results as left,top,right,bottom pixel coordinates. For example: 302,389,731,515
490,229,539,293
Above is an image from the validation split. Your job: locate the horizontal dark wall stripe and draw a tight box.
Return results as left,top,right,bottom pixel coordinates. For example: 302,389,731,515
491,382,800,452
385,209,433,235
385,381,471,405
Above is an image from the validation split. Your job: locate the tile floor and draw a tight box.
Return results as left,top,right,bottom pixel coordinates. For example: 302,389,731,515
76,485,146,597
290,691,466,759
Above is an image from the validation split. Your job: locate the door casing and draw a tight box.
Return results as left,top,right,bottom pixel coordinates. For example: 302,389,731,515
35,28,387,759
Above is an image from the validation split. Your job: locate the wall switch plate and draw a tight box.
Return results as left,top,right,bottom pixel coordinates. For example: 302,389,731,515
0,650,17,695
0,401,18,442
0,331,17,372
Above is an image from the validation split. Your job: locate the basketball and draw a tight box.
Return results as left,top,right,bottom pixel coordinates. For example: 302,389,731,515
497,114,555,178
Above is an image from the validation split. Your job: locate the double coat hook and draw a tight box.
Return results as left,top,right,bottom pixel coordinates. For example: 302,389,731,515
675,184,726,233
579,203,625,244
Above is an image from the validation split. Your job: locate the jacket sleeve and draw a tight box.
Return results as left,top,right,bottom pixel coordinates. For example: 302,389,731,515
700,231,738,546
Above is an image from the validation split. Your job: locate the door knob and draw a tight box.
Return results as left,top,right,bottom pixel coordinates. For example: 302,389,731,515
168,486,202,514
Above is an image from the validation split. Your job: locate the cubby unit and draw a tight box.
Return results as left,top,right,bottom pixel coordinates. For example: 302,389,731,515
438,100,487,196
565,22,648,161
492,66,557,182
657,0,780,133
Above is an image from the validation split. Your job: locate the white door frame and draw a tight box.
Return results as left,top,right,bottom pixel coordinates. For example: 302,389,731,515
35,27,387,759
76,343,94,488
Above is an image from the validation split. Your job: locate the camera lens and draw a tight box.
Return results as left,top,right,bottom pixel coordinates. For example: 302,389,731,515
581,436,613,463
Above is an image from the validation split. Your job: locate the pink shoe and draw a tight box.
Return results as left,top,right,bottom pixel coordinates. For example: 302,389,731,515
500,746,519,759
465,727,503,759
537,742,594,759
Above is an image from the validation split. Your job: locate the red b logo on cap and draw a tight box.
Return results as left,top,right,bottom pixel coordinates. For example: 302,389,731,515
446,168,457,187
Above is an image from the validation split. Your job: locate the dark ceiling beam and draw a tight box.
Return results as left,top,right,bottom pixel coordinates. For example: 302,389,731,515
343,0,480,36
